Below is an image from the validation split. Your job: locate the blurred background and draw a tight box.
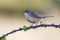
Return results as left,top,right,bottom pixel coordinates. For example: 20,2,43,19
0,0,60,40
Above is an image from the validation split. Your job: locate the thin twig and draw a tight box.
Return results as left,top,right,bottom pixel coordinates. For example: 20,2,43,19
0,24,60,39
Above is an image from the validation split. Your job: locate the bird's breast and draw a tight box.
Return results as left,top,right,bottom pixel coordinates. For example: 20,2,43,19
24,13,40,23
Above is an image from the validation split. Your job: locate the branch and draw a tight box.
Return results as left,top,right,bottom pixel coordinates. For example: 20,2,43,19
0,24,60,39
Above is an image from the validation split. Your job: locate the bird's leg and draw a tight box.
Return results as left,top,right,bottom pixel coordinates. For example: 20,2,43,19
29,23,35,27
40,21,42,24
36,21,38,26
39,19,43,25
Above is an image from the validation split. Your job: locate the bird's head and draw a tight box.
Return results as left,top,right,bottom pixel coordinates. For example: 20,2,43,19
24,10,32,13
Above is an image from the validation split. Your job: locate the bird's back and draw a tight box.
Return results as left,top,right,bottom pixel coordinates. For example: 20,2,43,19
24,10,43,18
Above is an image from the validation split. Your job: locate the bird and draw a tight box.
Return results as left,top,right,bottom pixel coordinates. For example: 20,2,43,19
24,9,53,26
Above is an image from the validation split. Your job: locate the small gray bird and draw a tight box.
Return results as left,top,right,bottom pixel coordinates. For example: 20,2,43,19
24,9,53,26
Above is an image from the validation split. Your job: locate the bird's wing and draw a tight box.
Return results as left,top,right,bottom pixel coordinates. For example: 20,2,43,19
28,11,43,18
31,12,53,18
35,12,44,17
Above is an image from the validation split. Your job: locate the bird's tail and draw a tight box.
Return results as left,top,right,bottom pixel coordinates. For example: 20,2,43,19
42,16,54,18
